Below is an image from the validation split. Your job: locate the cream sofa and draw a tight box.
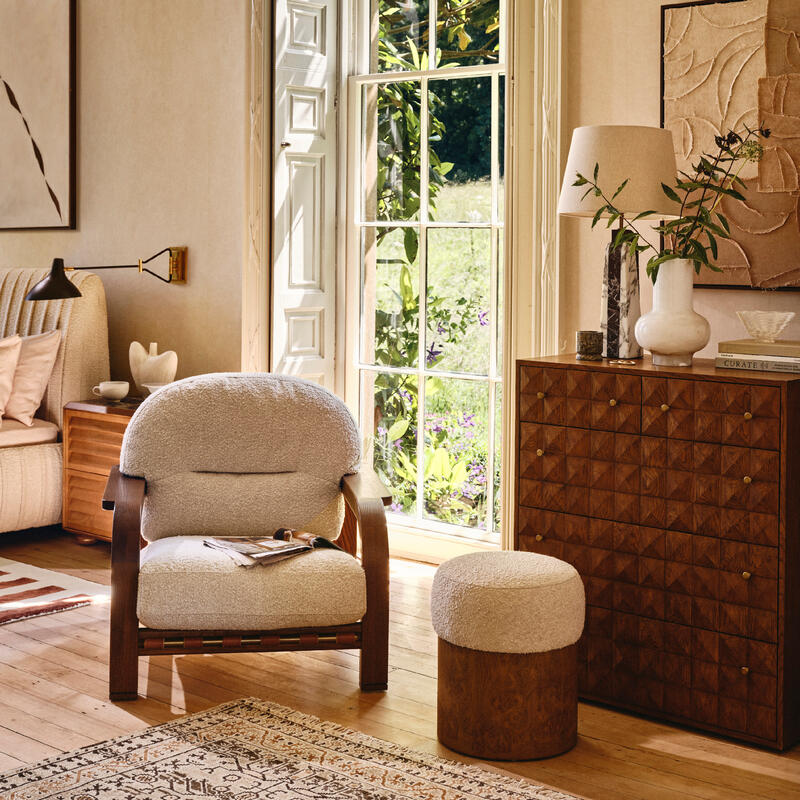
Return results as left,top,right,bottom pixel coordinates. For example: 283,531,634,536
0,268,109,533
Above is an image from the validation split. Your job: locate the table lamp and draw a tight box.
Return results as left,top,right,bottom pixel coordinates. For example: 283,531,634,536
558,125,678,359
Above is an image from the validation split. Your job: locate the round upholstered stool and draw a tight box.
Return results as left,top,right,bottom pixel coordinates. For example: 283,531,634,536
431,551,585,760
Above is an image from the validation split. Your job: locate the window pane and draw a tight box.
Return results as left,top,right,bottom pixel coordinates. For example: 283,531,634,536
377,0,431,72
429,76,492,222
424,377,490,528
361,227,420,367
362,82,422,222
365,371,419,516
493,382,502,532
425,228,490,374
436,0,500,68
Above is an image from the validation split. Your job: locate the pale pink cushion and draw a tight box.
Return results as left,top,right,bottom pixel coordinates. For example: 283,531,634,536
4,330,62,426
0,335,22,425
0,417,59,447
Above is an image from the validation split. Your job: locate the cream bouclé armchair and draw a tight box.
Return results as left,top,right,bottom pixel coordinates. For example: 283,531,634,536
103,372,391,700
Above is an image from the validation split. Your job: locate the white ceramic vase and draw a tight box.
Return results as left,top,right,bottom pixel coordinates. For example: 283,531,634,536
129,341,178,393
634,259,710,367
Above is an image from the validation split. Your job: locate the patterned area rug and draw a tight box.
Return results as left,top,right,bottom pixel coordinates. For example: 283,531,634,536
0,698,580,799
0,557,109,625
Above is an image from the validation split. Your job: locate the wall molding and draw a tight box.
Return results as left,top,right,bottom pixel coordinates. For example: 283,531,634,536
242,0,271,371
501,0,562,548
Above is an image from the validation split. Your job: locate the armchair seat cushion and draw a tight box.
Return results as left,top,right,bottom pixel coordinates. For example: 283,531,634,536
137,536,367,630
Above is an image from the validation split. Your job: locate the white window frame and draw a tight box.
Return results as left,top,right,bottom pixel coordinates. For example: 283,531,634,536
332,0,563,552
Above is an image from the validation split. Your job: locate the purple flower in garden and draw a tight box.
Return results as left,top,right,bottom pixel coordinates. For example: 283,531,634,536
393,439,402,448
377,425,387,437
460,413,476,428
399,389,413,403
437,322,446,335
425,414,444,434
426,343,443,365
478,310,489,327
390,502,403,513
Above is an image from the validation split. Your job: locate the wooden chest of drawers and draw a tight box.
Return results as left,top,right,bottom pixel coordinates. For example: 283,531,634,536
514,355,800,750
62,400,137,542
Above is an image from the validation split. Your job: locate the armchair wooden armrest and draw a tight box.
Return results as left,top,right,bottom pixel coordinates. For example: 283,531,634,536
341,467,391,691
104,465,146,700
341,468,392,508
103,465,145,511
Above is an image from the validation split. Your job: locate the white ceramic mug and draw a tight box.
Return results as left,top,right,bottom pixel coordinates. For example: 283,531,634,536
92,381,129,401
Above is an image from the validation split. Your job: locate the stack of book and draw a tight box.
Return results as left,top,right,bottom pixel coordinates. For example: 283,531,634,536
716,339,800,374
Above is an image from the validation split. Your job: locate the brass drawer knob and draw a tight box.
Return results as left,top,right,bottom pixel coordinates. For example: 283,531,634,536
743,475,752,485
536,391,546,399
742,571,752,580
740,666,750,676
660,404,670,412
535,534,544,542
536,448,544,457
744,411,753,420
609,398,617,407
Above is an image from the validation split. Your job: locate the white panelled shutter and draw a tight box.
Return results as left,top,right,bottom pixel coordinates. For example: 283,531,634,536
272,0,338,387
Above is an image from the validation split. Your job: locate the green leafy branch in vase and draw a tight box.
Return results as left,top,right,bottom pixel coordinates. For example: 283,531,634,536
573,125,771,283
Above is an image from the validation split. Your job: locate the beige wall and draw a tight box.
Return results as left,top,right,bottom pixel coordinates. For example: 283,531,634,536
559,0,800,356
0,0,248,382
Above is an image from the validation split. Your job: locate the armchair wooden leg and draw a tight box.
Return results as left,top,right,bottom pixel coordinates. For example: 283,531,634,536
109,608,139,701
360,610,389,691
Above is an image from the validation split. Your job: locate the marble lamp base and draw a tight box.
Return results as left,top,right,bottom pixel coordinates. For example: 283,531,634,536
601,232,643,359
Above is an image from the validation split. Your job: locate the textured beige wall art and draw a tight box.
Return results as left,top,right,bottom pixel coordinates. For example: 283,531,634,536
662,0,800,288
0,0,74,229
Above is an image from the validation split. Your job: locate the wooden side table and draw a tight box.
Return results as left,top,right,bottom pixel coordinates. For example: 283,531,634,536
62,399,140,543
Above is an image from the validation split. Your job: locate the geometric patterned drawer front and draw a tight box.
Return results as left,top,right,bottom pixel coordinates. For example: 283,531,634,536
521,369,781,448
518,511,779,644
575,604,778,737
519,426,779,540
521,519,779,738
519,366,641,432
642,377,780,450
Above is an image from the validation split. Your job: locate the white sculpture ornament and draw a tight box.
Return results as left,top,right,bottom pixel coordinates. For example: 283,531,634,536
129,341,178,394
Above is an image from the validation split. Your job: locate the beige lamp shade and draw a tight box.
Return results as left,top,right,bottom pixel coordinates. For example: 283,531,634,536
558,125,680,218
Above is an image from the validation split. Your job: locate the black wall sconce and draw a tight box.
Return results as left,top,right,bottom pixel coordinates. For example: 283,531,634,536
25,247,187,301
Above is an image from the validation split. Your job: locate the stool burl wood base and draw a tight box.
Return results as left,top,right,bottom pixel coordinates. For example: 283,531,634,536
437,638,577,760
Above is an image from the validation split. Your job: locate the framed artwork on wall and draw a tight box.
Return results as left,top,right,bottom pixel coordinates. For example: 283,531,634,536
661,0,800,289
0,0,76,230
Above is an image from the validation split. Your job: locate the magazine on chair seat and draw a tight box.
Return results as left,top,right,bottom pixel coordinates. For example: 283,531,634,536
204,528,344,567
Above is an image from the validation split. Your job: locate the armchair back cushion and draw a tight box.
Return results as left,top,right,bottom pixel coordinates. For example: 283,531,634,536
120,373,361,542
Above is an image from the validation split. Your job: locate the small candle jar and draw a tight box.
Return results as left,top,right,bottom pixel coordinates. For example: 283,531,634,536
576,330,603,361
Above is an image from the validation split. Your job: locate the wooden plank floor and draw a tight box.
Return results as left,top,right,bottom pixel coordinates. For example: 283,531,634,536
0,527,798,799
